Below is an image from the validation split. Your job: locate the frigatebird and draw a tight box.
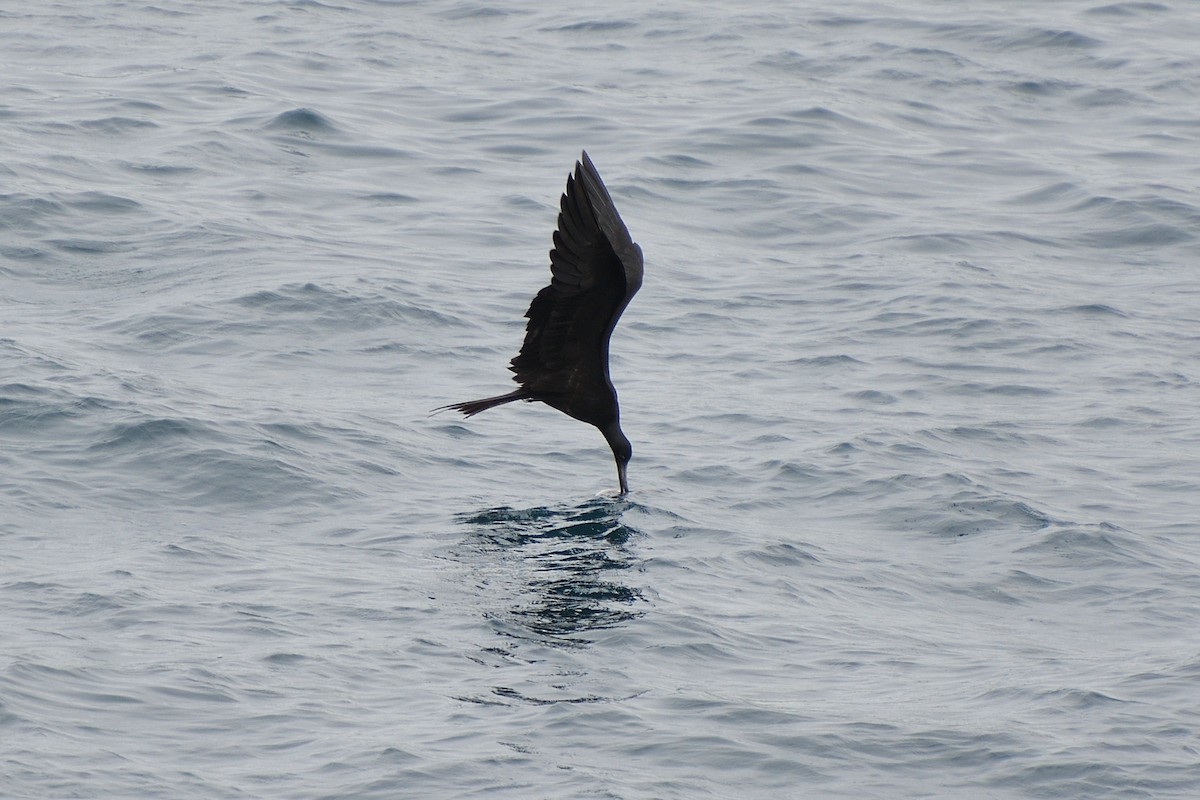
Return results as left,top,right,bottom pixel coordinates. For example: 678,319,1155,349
437,151,643,493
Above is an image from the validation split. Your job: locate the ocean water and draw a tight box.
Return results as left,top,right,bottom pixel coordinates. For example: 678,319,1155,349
4,0,1200,797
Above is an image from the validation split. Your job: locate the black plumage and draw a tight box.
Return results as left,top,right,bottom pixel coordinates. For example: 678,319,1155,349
437,151,643,493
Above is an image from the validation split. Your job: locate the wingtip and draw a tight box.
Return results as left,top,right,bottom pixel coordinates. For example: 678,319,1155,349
574,150,606,197
578,150,599,179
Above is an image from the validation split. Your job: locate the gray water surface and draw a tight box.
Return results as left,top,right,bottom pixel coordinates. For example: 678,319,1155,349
4,1,1200,798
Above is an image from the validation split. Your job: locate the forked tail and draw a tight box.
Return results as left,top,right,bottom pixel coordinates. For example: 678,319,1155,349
432,390,530,418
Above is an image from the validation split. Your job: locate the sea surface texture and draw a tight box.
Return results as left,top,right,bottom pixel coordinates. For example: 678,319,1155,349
4,1,1200,798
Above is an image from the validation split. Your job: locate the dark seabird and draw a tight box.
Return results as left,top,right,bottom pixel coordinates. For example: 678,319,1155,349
437,151,643,493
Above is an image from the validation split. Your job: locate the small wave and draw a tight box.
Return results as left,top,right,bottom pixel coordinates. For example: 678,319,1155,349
1070,194,1198,219
230,282,460,329
1073,87,1145,108
1006,181,1085,206
47,238,134,254
0,245,46,263
1015,29,1101,50
646,153,712,169
167,446,335,509
263,107,339,134
87,417,215,452
64,191,142,213
0,382,119,436
302,141,412,159
77,116,157,134
947,382,1055,398
436,4,520,20
786,355,865,368
107,311,208,346
1016,521,1168,572
1062,193,1198,249
1074,416,1128,429
1007,79,1077,97
932,23,1100,52
741,541,821,569
883,232,976,253
756,50,842,77
117,161,198,176
847,389,899,405
360,192,419,204
0,194,67,229
1051,303,1127,317
935,495,1054,537
1085,2,1170,17
546,19,636,33
1082,223,1193,249
1034,687,1130,709
851,471,1057,538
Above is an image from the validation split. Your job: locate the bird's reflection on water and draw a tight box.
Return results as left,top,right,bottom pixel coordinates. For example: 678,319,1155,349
455,496,643,646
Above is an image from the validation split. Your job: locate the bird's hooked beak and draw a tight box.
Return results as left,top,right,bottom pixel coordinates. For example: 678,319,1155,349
602,421,633,496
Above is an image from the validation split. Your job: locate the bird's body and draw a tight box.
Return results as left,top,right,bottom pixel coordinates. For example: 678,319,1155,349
437,151,643,493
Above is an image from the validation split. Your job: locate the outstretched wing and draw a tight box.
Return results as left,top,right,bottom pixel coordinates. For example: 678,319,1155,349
509,152,642,411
